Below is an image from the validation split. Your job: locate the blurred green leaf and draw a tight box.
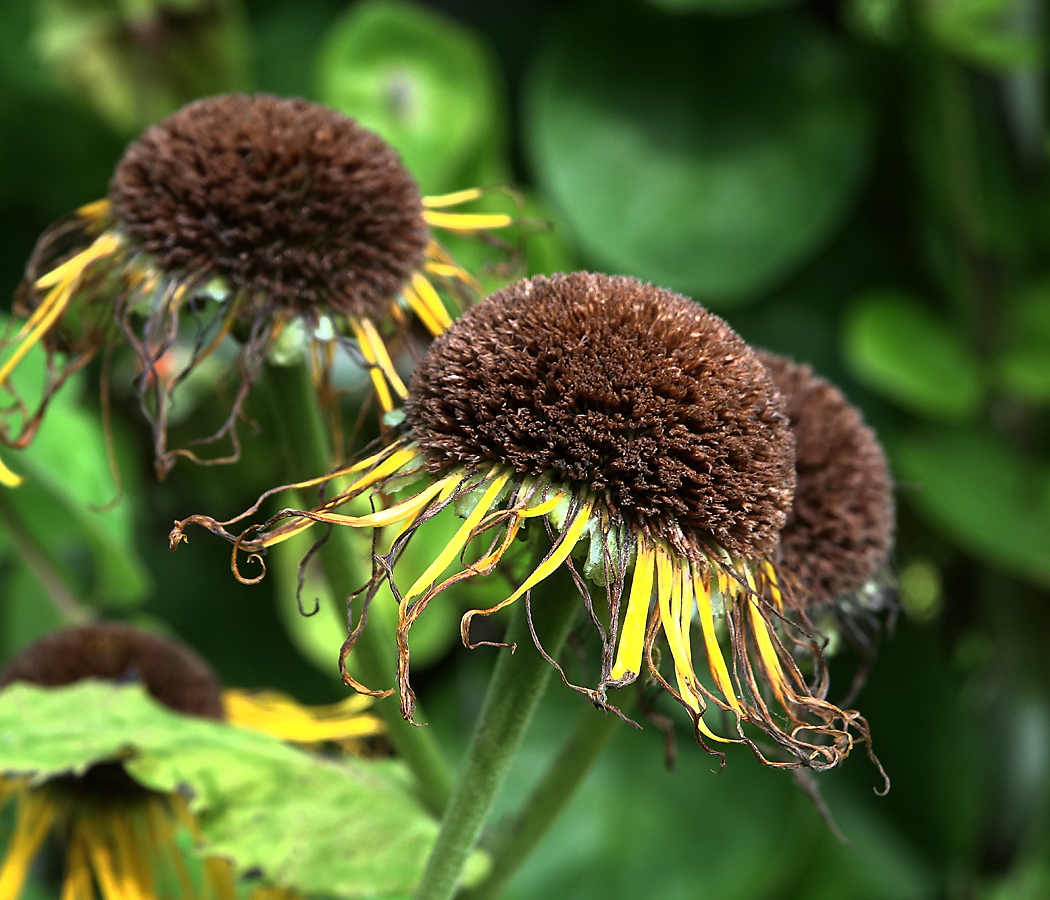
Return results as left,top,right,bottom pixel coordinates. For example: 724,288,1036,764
843,291,985,421
0,679,472,898
316,0,502,195
998,278,1050,403
526,5,873,305
33,0,249,135
894,429,1050,587
921,0,1044,71
0,315,150,608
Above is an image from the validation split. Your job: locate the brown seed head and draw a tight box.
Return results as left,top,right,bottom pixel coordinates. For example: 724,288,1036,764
0,623,224,718
405,272,796,558
108,94,427,319
758,351,894,605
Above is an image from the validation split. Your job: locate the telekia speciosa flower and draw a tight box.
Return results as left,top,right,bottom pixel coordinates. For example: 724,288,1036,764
0,94,512,483
0,623,384,900
174,273,876,771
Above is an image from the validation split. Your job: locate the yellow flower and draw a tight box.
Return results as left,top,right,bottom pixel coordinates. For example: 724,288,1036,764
0,623,383,900
0,94,515,482
174,272,879,774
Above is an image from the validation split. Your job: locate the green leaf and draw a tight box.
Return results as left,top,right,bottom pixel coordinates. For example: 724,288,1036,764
0,314,150,608
921,0,1044,71
0,680,460,898
526,6,872,305
998,278,1050,404
316,0,502,195
894,429,1050,587
843,291,985,421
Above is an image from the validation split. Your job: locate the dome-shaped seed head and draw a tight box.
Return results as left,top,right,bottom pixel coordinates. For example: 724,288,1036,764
108,94,428,319
0,623,224,718
758,351,894,605
405,272,796,558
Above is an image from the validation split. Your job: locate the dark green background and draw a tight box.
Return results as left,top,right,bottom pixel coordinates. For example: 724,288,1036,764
1,0,1048,897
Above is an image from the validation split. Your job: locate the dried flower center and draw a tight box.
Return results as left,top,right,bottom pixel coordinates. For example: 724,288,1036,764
405,272,796,557
108,93,427,319
0,623,224,718
758,351,894,604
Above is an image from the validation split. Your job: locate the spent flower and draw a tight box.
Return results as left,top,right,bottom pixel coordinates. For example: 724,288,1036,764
0,623,382,900
0,93,515,484
174,272,878,772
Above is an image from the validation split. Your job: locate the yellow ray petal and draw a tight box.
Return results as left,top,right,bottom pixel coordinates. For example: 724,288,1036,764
322,473,458,530
0,281,75,388
410,272,453,332
0,457,24,488
386,471,462,551
60,833,95,900
424,262,465,279
503,496,595,606
349,317,407,413
403,471,510,604
692,561,742,714
422,188,484,208
610,537,655,681
0,791,56,900
401,284,444,337
423,210,514,231
519,490,566,519
204,858,237,900
33,232,121,292
76,198,111,220
223,689,383,743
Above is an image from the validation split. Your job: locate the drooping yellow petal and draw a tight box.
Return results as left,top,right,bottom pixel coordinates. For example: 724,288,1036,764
503,496,595,606
33,232,121,292
320,473,458,530
0,457,24,488
401,284,444,337
402,471,510,604
204,857,238,900
519,490,566,519
410,272,453,332
223,688,383,743
654,547,734,744
610,538,655,681
423,210,514,231
349,317,407,412
0,790,57,900
692,561,742,714
60,833,95,900
747,596,793,710
422,188,484,208
76,198,111,220
0,281,75,388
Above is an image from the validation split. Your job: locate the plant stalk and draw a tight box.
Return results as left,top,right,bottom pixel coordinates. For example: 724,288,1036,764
412,566,581,900
262,361,453,815
459,699,625,900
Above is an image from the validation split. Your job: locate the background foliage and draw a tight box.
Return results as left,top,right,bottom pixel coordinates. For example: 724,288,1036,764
0,0,1049,897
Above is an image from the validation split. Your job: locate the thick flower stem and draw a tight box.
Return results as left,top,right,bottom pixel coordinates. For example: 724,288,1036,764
413,567,581,900
459,700,624,900
262,362,452,816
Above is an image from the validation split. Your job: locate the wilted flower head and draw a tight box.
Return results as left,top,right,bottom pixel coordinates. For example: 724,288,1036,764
757,351,895,608
0,94,513,483
0,623,382,900
174,272,878,771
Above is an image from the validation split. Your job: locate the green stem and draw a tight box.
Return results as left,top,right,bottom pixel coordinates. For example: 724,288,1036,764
0,491,91,625
262,362,453,816
413,566,581,900
460,699,625,900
